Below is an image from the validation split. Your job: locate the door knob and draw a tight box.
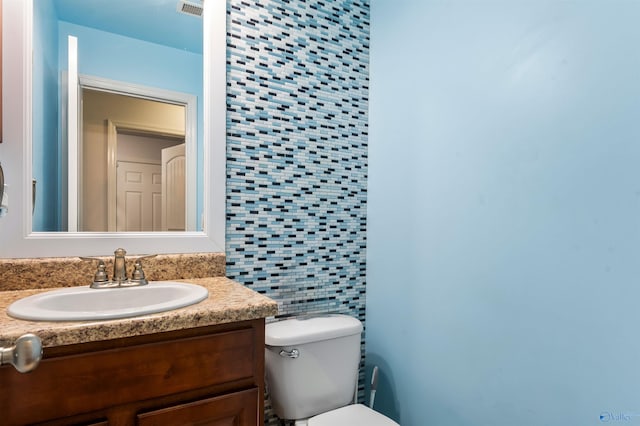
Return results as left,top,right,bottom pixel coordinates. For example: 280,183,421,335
0,334,43,373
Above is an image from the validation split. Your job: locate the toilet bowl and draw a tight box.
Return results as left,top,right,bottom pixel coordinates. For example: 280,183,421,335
265,314,399,426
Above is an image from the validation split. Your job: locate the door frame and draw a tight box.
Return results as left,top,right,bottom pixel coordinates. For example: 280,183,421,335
74,75,197,232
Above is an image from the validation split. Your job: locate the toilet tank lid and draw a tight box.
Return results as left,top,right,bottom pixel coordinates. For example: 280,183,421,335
265,314,363,346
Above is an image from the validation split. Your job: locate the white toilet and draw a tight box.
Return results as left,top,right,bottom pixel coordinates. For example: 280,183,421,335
265,314,399,425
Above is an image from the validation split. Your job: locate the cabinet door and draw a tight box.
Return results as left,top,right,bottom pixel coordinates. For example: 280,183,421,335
1,328,256,424
136,388,259,426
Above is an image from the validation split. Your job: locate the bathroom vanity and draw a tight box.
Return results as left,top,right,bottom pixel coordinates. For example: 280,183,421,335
0,277,277,425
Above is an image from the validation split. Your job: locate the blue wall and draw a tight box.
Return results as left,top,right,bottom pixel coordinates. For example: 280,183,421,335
32,0,60,231
368,1,640,425
57,22,202,98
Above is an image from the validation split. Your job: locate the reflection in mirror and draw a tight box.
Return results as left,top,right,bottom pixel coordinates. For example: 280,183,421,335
82,89,188,232
32,0,203,233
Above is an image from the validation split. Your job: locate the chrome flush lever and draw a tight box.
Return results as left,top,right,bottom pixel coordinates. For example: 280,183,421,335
279,349,300,359
0,334,43,373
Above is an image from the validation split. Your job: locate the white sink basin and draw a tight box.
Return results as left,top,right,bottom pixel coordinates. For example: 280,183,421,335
7,281,208,321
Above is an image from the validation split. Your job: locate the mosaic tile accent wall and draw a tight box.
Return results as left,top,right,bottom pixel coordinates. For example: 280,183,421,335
224,0,370,423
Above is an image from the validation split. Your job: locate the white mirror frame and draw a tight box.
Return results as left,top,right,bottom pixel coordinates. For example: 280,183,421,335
0,0,226,257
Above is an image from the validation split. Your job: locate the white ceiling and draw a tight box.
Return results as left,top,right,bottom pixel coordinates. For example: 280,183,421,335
53,0,203,54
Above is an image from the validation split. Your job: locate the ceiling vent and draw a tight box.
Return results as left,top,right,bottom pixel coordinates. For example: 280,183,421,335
177,0,203,17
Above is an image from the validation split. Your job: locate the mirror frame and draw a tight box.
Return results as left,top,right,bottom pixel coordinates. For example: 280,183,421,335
0,0,226,257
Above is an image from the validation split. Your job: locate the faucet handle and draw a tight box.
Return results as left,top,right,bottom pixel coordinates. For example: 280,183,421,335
92,260,109,283
129,260,149,285
80,257,107,280
128,255,155,286
80,257,117,288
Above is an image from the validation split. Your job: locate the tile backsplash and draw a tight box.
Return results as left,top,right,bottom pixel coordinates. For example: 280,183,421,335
225,0,369,333
224,0,370,423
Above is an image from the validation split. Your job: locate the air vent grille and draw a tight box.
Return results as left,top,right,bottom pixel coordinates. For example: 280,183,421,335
177,0,203,17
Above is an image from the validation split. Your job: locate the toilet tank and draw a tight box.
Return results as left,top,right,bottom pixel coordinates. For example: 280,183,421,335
265,315,363,421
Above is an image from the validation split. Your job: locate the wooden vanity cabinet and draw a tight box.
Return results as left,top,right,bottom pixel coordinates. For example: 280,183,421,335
0,319,265,426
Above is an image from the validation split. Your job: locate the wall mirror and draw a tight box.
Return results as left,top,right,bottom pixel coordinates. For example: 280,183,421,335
0,0,226,257
33,0,202,233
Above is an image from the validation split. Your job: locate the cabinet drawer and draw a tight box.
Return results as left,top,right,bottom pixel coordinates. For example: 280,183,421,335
137,388,259,426
1,328,256,424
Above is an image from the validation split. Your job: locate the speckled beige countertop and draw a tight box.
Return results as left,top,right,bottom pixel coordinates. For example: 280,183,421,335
0,277,278,348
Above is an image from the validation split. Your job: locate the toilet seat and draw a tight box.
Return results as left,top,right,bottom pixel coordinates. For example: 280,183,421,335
308,404,399,426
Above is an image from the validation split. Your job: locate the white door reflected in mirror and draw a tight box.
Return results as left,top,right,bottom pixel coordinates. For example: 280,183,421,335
161,143,187,232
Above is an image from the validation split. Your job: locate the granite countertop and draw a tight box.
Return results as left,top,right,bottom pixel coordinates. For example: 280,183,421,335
0,277,278,348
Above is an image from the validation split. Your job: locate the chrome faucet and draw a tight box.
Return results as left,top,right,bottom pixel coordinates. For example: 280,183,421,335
81,248,155,289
